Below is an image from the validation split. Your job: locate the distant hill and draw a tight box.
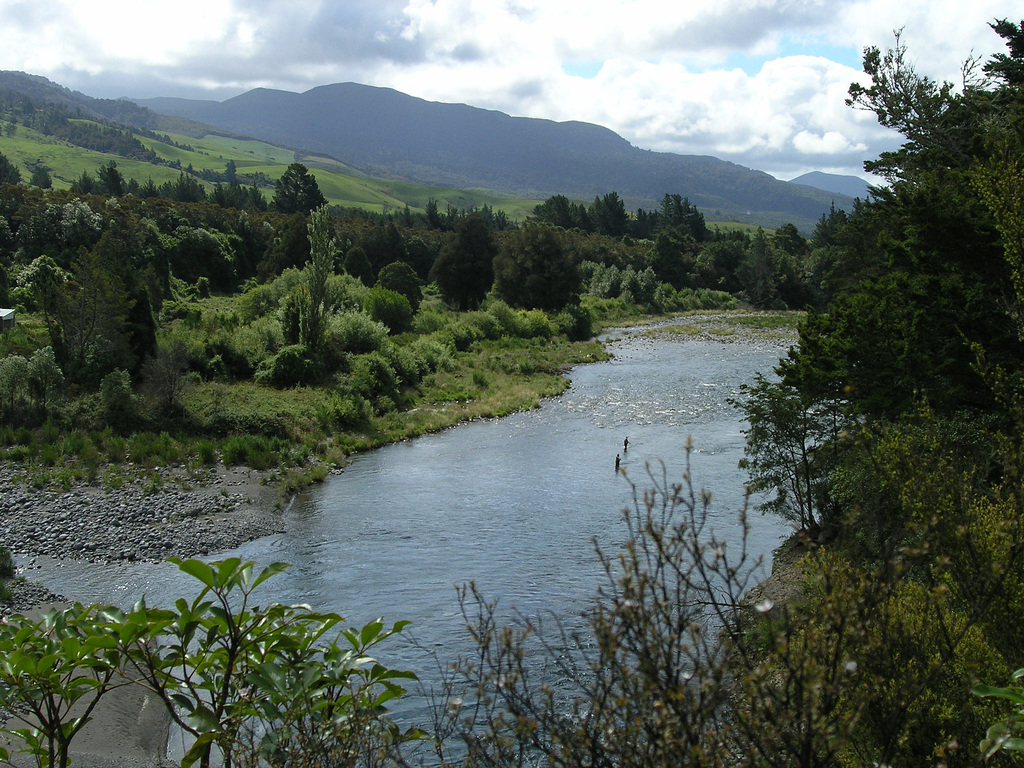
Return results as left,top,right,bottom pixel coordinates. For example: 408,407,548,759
0,71,855,231
136,83,853,231
789,171,871,201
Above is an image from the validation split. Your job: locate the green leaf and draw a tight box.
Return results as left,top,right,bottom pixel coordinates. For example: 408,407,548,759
185,704,221,734
972,684,1024,705
177,559,217,588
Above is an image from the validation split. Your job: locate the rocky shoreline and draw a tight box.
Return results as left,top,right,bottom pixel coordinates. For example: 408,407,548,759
1,464,284,616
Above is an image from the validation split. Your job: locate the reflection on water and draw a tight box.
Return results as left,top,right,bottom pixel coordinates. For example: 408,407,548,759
22,329,794,723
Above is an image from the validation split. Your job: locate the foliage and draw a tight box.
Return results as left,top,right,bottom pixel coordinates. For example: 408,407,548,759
493,223,581,311
272,163,327,215
328,309,389,354
377,260,422,312
301,205,336,352
0,559,419,768
255,343,324,388
0,544,14,580
0,603,127,768
430,213,496,311
364,286,414,335
974,668,1024,758
733,373,849,536
555,302,594,341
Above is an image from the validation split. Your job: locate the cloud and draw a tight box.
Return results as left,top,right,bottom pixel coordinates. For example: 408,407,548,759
0,0,1020,180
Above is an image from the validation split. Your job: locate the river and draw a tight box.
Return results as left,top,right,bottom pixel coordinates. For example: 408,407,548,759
23,321,795,728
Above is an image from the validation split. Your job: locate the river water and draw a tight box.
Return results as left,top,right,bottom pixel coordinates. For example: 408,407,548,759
23,323,794,725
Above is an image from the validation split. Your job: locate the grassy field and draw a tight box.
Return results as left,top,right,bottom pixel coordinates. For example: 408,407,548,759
0,122,543,218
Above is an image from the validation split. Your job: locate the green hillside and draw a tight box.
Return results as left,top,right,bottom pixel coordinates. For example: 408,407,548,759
0,120,542,219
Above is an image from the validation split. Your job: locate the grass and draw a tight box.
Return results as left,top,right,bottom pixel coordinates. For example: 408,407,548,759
647,310,805,341
0,122,541,218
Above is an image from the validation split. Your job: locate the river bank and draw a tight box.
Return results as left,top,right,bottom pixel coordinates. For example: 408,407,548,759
2,310,803,614
0,463,282,615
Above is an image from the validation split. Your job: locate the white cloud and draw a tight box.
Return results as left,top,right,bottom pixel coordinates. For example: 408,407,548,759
0,0,1020,180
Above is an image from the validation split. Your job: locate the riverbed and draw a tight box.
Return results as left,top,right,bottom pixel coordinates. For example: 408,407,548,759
16,319,796,717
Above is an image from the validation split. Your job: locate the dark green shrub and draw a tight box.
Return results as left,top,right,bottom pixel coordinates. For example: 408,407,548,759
556,303,594,341
0,544,14,579
99,369,137,431
467,311,503,340
364,286,414,334
255,344,323,388
485,300,525,337
377,261,423,311
220,434,277,469
439,321,482,352
521,309,555,339
196,440,217,465
6,445,32,463
350,352,401,403
127,431,185,466
316,392,372,430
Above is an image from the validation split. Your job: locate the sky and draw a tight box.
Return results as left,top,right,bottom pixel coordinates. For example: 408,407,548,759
1,0,1021,182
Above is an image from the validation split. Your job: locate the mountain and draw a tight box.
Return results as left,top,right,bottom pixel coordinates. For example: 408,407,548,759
135,83,852,230
788,171,871,201
0,71,854,231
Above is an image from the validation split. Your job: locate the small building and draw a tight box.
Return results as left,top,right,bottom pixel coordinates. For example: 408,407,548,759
0,308,14,333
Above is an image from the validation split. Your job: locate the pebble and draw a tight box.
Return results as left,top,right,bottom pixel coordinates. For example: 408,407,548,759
0,467,285,571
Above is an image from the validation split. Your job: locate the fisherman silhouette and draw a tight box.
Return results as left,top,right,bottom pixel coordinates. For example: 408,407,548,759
623,436,629,452
615,453,621,471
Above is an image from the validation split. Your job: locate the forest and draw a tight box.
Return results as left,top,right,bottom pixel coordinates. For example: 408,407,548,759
1,15,1024,768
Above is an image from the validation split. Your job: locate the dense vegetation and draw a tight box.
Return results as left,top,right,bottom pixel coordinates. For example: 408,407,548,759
5,16,1024,768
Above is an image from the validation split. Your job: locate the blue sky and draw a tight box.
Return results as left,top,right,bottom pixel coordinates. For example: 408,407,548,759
0,0,1021,181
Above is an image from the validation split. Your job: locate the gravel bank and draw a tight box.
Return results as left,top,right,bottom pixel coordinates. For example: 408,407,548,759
1,464,284,616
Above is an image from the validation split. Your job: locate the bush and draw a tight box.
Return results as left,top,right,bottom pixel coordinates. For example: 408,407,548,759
127,431,185,466
328,311,388,354
99,369,137,431
350,351,401,404
363,286,414,334
439,321,482,351
255,344,323,388
237,282,279,322
467,310,503,341
196,440,217,465
0,544,14,580
521,309,555,339
316,391,372,430
556,303,594,341
220,434,277,469
485,299,526,337
409,336,454,373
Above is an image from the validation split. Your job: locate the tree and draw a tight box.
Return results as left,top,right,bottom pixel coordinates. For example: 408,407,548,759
737,229,778,308
493,223,581,311
430,213,496,311
141,339,192,415
343,245,375,284
733,374,848,536
96,161,124,196
272,163,327,215
46,250,134,386
0,151,21,185
377,260,422,312
0,605,126,768
0,354,29,419
302,205,336,352
28,345,64,417
590,191,629,237
119,558,418,768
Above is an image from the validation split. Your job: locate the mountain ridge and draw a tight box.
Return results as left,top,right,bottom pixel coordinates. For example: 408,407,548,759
0,70,857,231
135,81,853,230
